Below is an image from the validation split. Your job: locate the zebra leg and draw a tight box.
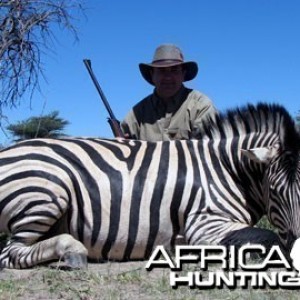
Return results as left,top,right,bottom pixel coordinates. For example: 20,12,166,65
0,196,88,269
0,234,88,269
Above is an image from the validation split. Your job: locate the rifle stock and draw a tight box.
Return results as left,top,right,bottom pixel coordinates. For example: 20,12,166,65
108,119,125,139
83,59,124,138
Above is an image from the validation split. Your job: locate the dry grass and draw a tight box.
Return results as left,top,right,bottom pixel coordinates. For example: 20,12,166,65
1,261,300,300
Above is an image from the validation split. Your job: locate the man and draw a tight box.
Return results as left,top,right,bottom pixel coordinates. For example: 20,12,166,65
122,44,217,141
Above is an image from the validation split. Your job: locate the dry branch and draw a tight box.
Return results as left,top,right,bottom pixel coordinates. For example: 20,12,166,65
0,0,84,111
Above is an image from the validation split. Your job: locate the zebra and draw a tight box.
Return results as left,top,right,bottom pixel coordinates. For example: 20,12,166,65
0,103,299,269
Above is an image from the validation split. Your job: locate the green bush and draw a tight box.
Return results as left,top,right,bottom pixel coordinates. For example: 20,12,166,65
256,215,277,232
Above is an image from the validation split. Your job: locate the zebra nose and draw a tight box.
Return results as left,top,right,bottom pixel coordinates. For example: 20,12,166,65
286,232,297,252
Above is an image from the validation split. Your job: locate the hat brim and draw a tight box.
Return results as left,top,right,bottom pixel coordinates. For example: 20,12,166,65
139,61,198,85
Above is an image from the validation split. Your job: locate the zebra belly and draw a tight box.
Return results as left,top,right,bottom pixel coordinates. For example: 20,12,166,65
77,220,175,261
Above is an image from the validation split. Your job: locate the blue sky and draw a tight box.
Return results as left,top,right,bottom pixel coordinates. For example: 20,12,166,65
1,0,300,145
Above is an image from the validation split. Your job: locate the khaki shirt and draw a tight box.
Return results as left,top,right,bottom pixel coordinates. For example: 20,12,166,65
122,86,217,141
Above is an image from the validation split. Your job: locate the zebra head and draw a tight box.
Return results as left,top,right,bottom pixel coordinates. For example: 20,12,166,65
242,126,300,253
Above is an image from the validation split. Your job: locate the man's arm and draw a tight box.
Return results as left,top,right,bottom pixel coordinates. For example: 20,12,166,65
121,110,140,140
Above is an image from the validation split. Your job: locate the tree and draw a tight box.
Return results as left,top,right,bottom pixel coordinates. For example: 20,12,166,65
0,0,84,110
296,111,300,132
7,110,69,141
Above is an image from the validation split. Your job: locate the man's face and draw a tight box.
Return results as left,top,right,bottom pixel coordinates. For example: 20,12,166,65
151,65,186,100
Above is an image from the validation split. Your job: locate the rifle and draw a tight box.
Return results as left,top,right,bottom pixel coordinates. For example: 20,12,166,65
83,59,124,138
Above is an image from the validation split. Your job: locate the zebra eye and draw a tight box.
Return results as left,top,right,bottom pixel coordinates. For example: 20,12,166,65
270,184,275,190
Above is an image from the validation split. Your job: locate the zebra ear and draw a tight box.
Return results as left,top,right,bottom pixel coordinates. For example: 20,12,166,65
241,147,277,164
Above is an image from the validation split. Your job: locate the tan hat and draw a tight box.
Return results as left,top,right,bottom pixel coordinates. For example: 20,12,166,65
139,44,198,85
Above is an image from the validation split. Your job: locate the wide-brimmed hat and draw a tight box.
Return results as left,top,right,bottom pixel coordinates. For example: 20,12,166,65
139,44,198,85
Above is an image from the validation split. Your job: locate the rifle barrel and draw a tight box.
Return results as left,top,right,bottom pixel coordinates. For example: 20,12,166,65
83,59,116,120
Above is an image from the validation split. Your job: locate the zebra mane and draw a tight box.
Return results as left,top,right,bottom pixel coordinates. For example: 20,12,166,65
198,102,300,153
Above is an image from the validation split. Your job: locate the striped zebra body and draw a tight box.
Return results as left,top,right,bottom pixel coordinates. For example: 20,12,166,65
0,103,299,269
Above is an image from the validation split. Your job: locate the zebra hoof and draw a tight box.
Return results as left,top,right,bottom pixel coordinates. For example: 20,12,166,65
49,252,88,270
64,252,88,270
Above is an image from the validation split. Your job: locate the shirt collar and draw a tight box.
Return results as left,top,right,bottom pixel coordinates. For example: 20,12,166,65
152,85,188,113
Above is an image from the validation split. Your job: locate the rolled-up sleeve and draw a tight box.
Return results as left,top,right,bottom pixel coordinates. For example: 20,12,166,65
188,92,218,132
